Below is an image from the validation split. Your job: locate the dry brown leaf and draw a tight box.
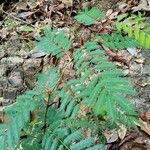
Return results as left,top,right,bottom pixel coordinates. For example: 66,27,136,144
109,11,119,20
104,130,118,143
139,119,150,135
106,9,113,17
145,108,150,122
60,0,73,7
16,2,28,11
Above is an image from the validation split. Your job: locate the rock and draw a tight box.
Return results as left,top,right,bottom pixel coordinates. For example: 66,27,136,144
28,51,46,58
81,29,91,43
129,62,143,77
8,71,23,88
23,58,42,75
0,77,8,89
141,65,150,76
0,65,7,77
130,98,150,113
0,87,3,97
0,50,6,60
1,57,24,67
3,88,17,100
0,98,13,106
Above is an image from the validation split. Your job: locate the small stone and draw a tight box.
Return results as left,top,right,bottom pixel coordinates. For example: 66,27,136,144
8,71,23,87
81,29,91,43
2,99,13,106
3,88,17,100
123,69,130,76
1,57,24,67
23,58,42,75
29,51,46,58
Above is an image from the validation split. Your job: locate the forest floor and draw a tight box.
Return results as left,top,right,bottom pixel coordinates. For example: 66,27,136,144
0,0,150,149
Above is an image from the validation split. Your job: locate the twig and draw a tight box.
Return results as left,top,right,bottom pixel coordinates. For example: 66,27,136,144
1,8,35,28
98,42,129,66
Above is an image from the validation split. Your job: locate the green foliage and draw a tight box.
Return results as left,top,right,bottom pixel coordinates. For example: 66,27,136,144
75,7,104,25
0,22,139,149
0,67,60,150
36,27,72,58
116,13,150,49
72,41,138,126
97,33,138,49
41,108,104,150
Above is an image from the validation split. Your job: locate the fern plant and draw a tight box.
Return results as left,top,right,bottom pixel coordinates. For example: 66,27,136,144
0,9,140,149
36,27,72,58
74,7,104,25
116,13,150,49
72,41,138,126
97,33,138,49
0,67,59,150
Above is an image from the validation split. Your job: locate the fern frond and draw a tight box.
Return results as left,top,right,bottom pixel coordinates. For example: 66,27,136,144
116,14,150,49
36,27,72,57
0,67,60,150
97,33,138,49
75,7,104,25
42,108,104,150
72,41,138,126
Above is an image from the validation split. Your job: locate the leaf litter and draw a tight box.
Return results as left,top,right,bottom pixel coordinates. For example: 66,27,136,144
0,0,150,149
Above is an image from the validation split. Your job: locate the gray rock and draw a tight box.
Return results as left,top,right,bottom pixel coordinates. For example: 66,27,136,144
81,29,91,42
130,98,150,113
8,71,23,88
2,99,12,106
29,51,46,58
1,57,24,67
0,65,7,77
0,77,8,89
0,87,3,97
3,88,17,100
141,64,150,76
23,58,42,75
0,50,6,60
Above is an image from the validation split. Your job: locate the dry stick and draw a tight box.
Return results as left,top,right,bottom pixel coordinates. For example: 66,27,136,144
98,41,129,66
1,8,35,28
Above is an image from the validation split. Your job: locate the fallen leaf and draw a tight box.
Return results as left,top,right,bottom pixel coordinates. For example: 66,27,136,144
135,58,145,64
139,119,150,135
118,125,127,140
145,108,150,122
27,0,43,9
60,0,73,7
0,28,8,39
18,11,36,19
106,9,113,17
16,2,28,10
104,130,118,143
19,25,34,32
109,11,119,20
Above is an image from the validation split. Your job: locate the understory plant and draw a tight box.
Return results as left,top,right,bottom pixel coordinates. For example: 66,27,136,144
0,7,141,150
116,13,150,49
